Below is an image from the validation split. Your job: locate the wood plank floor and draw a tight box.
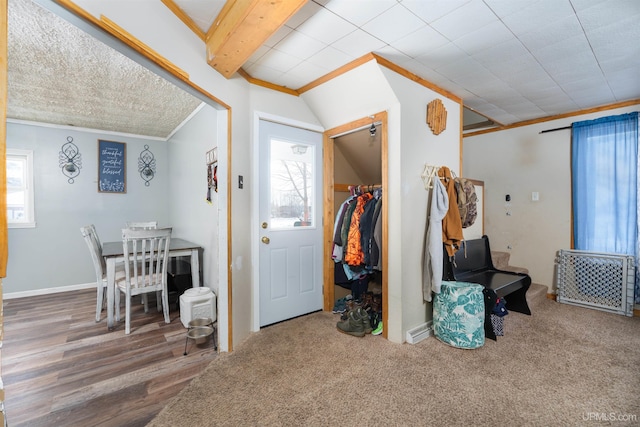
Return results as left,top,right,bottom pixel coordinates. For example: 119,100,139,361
2,289,219,427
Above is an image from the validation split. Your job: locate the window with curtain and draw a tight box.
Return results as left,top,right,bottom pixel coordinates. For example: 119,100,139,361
571,111,639,302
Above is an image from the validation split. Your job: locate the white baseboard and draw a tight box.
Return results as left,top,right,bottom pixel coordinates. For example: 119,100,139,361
4,283,96,300
3,283,216,300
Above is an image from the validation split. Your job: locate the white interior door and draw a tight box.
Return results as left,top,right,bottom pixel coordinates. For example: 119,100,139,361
258,120,323,327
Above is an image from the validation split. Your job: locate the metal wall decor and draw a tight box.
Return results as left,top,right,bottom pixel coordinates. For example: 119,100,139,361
138,145,156,186
59,136,82,183
426,98,447,135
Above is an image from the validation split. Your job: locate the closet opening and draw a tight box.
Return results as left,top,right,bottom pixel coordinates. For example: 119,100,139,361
323,112,388,339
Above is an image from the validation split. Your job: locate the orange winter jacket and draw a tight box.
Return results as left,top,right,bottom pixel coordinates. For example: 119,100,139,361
344,192,373,266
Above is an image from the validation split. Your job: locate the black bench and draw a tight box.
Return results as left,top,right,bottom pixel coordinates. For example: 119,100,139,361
443,235,532,315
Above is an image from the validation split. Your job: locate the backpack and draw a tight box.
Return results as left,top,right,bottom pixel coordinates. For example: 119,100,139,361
453,177,478,228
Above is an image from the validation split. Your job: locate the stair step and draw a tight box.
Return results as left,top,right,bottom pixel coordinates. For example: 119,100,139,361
491,251,529,274
526,283,548,308
491,251,510,269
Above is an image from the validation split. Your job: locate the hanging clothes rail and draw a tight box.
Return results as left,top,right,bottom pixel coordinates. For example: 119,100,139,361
334,183,382,193
348,184,382,195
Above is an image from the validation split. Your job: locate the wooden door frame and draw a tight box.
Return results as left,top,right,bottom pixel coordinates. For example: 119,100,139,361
1,0,8,422
322,111,388,339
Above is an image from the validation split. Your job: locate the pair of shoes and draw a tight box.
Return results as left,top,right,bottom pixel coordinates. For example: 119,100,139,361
336,307,373,337
369,311,380,330
372,321,383,336
332,295,353,313
332,301,346,314
356,307,372,334
336,310,365,337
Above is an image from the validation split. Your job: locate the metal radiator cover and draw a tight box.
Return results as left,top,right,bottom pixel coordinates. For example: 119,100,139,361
555,249,635,317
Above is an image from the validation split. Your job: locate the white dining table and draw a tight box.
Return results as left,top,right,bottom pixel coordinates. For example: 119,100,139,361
102,238,203,330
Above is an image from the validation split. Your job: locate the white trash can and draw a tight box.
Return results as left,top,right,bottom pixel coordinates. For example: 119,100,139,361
180,287,217,328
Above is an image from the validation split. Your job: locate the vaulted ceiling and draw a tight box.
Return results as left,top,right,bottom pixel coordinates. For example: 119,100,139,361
6,0,640,138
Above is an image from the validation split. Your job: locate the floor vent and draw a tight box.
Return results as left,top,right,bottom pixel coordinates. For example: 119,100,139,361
406,321,432,344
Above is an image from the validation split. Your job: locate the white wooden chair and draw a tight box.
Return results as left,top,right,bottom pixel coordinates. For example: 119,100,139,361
115,227,172,334
124,225,160,293
80,225,125,322
125,221,158,229
124,222,159,310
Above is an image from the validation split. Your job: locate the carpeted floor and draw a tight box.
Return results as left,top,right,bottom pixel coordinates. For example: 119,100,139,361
148,297,640,426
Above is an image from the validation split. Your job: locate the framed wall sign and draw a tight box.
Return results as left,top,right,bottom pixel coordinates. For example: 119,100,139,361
98,139,126,193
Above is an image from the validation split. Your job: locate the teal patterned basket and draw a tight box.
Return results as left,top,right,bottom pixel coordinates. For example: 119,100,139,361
433,281,485,349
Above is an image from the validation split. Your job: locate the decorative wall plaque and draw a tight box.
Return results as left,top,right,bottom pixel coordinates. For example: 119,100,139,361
426,98,447,135
98,139,126,193
59,136,82,184
138,145,156,186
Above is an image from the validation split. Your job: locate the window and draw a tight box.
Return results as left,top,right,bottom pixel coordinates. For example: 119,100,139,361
7,149,35,228
571,112,638,303
269,140,315,229
572,112,638,254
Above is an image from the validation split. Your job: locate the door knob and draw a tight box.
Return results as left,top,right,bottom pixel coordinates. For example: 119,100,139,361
261,236,270,244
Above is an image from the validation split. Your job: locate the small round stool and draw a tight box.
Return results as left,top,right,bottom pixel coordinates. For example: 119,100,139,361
183,317,217,355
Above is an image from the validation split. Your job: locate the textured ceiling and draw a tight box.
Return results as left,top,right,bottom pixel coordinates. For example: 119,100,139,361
6,0,640,138
177,0,640,128
7,0,203,139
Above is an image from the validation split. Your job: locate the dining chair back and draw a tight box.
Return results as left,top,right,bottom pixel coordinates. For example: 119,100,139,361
115,227,172,334
125,221,158,230
80,225,108,322
125,222,159,311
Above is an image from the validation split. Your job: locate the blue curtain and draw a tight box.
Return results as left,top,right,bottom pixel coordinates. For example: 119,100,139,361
572,111,639,302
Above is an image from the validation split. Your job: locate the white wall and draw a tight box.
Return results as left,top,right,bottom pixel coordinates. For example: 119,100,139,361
463,103,640,293
302,61,397,130
167,105,220,294
381,67,462,339
5,121,169,295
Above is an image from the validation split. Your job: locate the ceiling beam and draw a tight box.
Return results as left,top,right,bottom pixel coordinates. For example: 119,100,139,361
206,0,307,79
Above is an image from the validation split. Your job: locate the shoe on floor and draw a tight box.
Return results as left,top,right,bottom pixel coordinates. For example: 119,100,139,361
356,307,372,334
332,300,346,314
332,295,353,313
336,310,365,337
372,321,383,336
